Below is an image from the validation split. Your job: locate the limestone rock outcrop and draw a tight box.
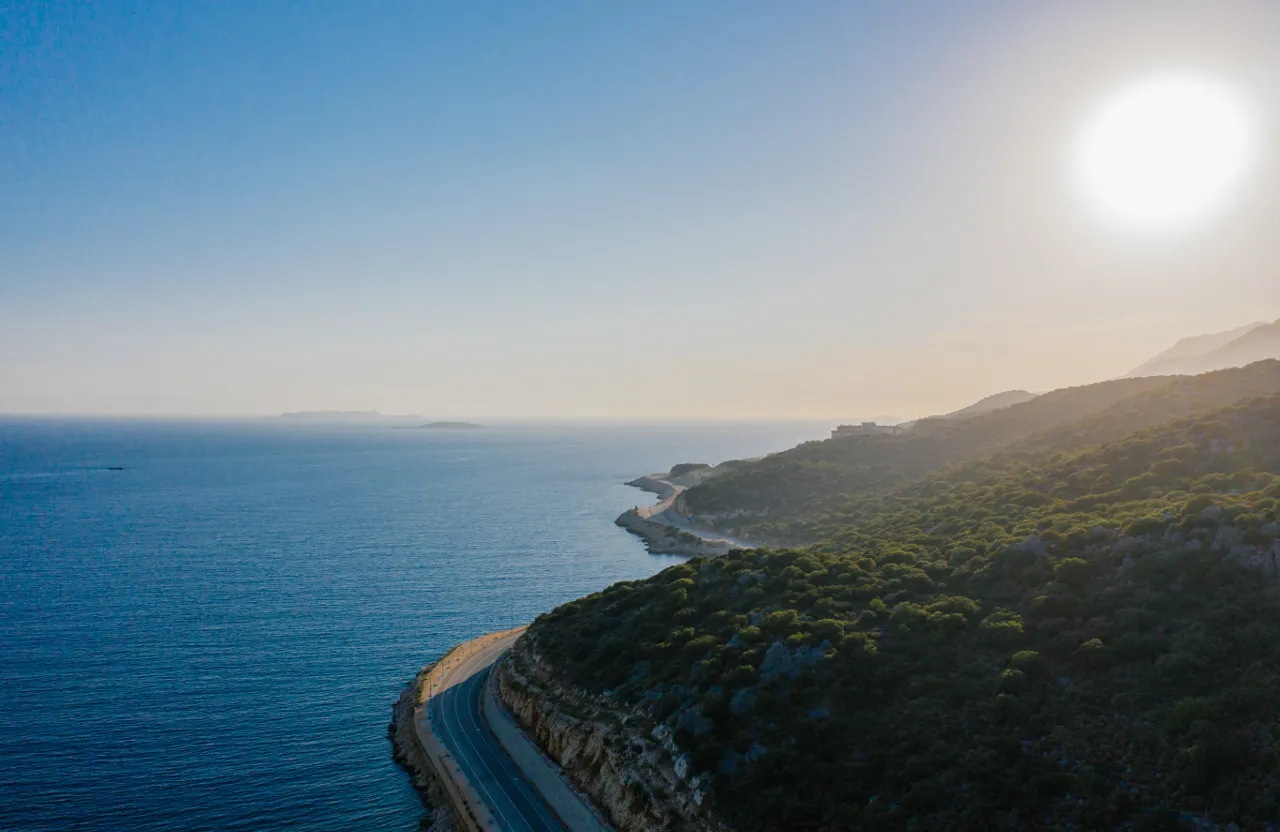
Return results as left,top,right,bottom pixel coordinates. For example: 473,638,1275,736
496,639,729,832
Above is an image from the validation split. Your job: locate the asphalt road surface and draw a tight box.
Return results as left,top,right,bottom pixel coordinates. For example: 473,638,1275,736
645,478,758,549
427,633,565,832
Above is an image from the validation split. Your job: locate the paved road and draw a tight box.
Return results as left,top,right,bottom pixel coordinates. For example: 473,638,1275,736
639,476,758,549
427,632,565,832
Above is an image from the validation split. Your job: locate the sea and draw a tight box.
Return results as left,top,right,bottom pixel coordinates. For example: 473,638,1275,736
0,418,825,831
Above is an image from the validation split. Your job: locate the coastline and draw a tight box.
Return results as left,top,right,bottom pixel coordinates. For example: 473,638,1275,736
393,628,572,832
615,473,757,557
613,509,740,557
390,661,460,831
390,465,758,828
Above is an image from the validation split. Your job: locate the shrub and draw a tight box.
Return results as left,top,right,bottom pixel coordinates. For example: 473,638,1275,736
1053,557,1091,587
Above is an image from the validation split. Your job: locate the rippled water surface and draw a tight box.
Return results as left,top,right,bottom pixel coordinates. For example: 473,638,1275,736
0,419,824,831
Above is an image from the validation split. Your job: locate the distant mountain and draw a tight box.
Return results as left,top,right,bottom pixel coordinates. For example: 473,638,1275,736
938,389,1038,420
408,421,484,430
1127,320,1268,377
273,411,424,423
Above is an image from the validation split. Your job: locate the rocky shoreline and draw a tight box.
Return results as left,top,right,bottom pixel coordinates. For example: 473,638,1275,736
388,462,752,830
614,508,740,557
615,469,752,557
389,664,459,832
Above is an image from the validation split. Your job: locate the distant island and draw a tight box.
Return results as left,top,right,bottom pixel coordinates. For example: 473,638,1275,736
276,409,424,422
273,412,482,429
272,411,423,423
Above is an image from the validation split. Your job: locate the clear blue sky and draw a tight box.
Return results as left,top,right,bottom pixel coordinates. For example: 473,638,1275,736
3,1,1278,417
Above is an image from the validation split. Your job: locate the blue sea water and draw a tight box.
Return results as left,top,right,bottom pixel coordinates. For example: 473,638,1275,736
0,419,824,831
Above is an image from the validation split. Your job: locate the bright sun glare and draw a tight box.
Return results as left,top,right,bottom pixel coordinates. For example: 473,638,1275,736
1074,74,1256,234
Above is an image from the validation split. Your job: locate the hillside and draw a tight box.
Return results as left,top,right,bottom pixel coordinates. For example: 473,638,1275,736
681,362,1280,544
525,394,1280,830
1130,320,1280,378
679,375,1174,535
939,389,1038,420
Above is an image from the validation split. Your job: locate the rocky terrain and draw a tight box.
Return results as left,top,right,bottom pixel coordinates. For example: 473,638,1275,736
496,636,729,832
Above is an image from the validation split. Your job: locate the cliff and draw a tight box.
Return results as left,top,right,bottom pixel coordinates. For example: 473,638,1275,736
389,667,459,832
495,637,729,832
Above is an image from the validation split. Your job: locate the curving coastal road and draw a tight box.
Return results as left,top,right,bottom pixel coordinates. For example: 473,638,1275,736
636,476,758,550
425,630,565,831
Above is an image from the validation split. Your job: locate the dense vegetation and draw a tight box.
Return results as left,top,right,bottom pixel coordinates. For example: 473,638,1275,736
528,385,1280,830
682,361,1280,544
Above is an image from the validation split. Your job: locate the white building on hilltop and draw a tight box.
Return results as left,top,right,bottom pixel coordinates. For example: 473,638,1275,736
831,421,906,439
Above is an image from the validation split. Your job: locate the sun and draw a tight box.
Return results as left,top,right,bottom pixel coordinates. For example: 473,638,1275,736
1073,74,1256,234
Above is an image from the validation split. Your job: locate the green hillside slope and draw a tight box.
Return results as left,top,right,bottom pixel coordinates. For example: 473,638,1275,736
528,393,1280,830
683,361,1280,544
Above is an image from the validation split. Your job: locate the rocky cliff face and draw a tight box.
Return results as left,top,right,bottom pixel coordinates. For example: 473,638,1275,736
496,638,729,832
389,670,458,832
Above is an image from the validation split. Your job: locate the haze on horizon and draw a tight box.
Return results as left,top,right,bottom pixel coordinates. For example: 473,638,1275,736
3,1,1278,421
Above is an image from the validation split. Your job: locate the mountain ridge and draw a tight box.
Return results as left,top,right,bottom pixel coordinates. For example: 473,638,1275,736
938,389,1038,420
1127,319,1274,377
678,361,1280,544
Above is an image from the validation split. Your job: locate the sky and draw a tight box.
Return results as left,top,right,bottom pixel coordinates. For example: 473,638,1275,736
3,1,1279,419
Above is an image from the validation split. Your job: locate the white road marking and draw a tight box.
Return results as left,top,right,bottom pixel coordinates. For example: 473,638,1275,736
434,641,520,831
431,633,562,832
